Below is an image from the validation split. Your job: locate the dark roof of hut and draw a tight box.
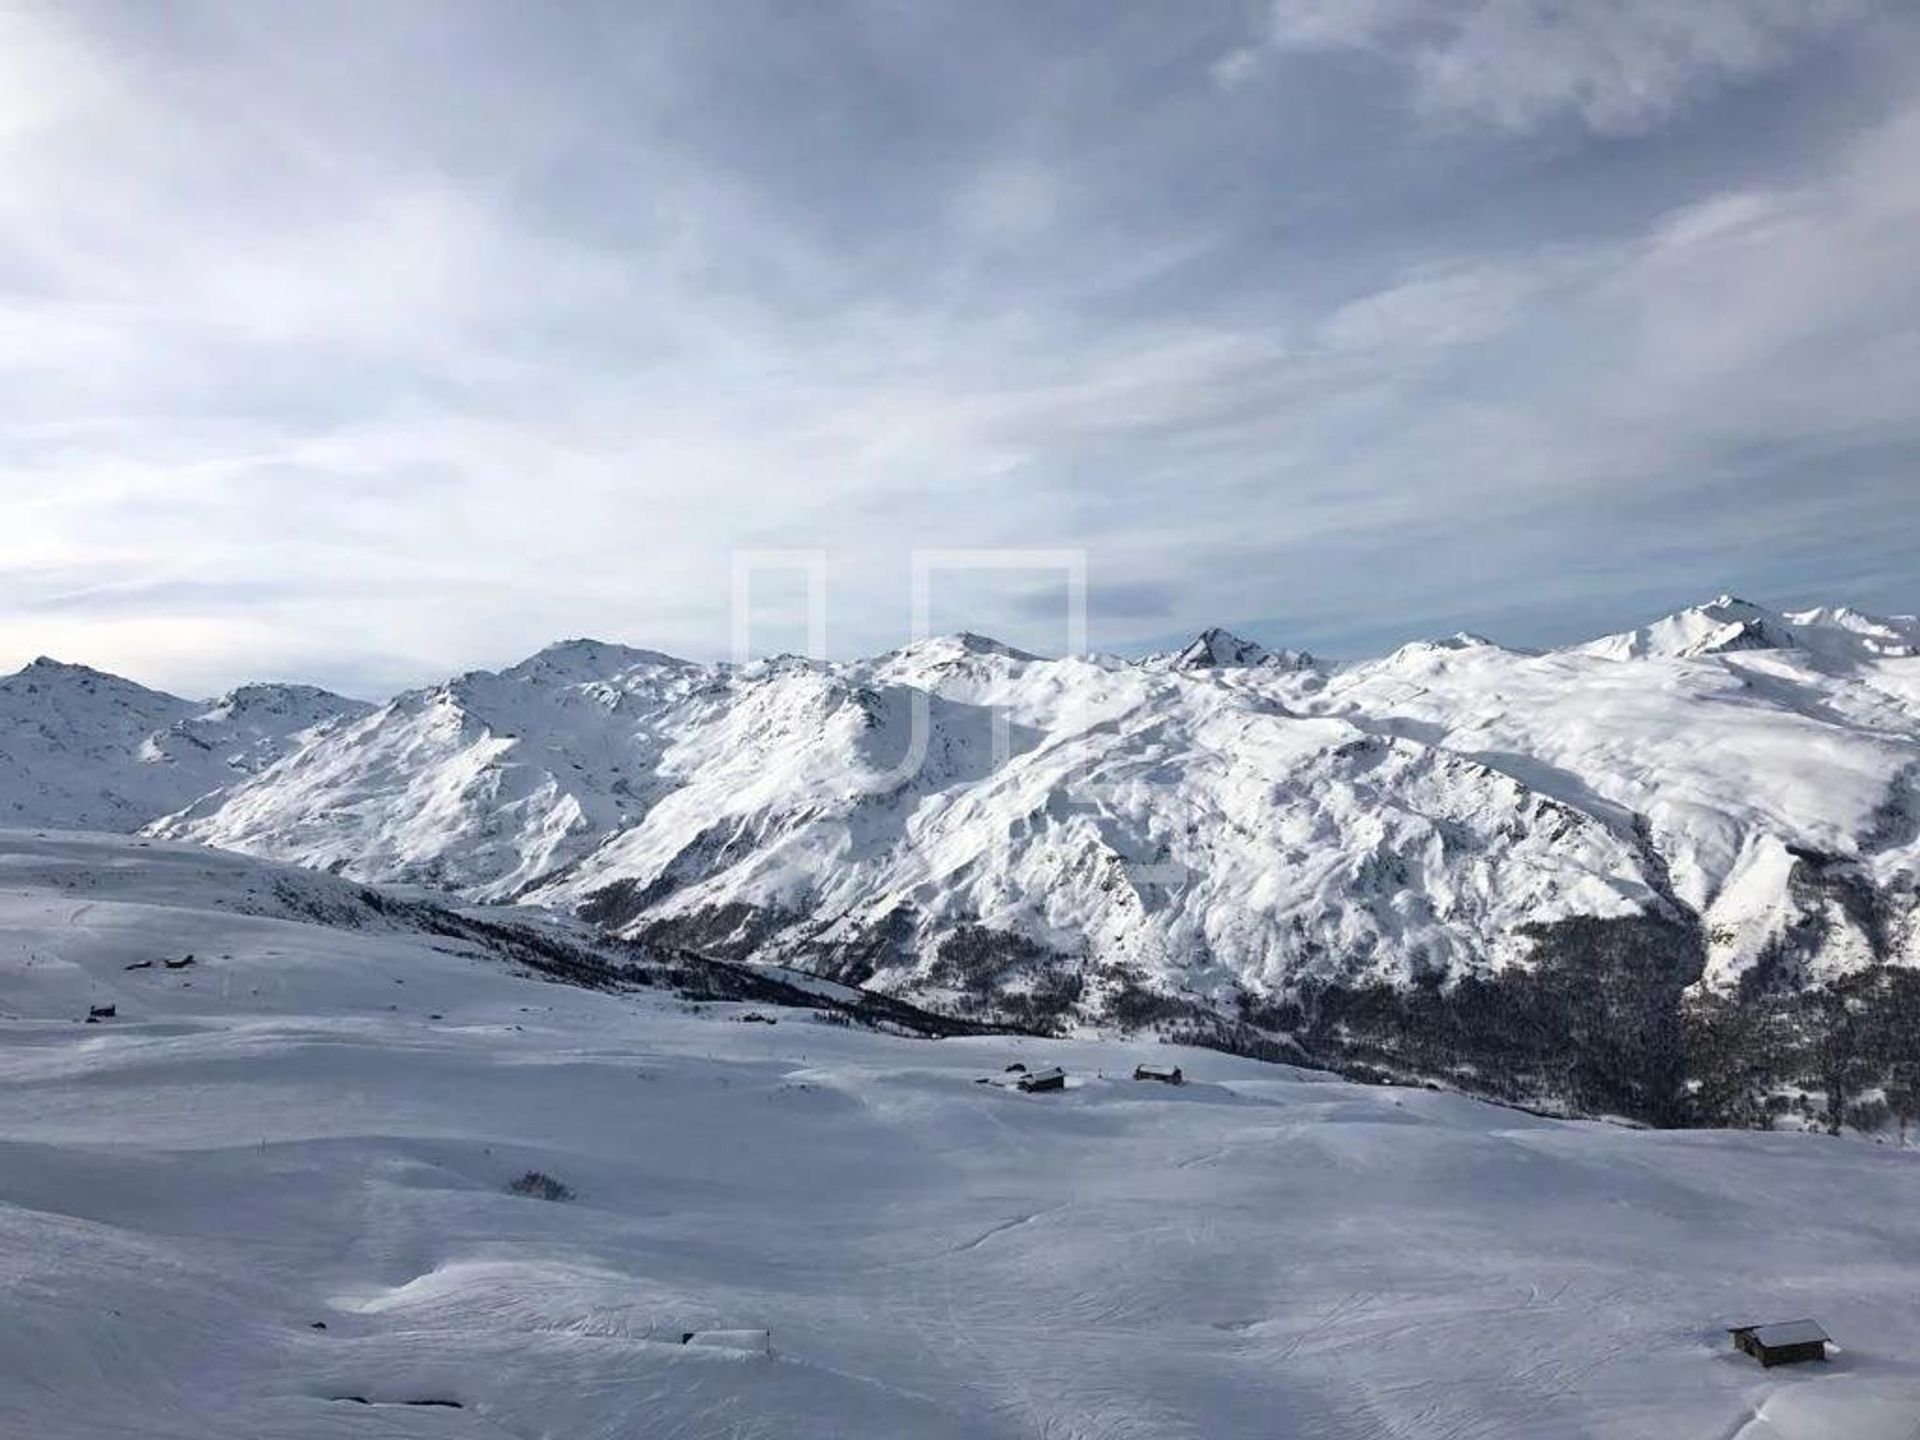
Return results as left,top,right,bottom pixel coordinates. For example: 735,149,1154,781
1729,1320,1829,1347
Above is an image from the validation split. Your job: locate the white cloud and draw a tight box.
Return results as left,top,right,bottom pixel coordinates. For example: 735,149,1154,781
1208,47,1262,92
1251,0,1865,135
1269,0,1423,52
1315,256,1595,353
0,8,113,144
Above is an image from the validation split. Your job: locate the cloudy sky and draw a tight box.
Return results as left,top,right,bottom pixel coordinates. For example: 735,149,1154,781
3,1,1917,696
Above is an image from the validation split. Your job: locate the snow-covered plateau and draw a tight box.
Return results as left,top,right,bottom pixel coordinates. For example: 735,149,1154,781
3,831,1917,1439
4,594,1918,1123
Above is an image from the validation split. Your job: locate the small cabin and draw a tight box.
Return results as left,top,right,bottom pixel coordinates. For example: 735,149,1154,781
1728,1320,1830,1367
679,1329,771,1354
1017,1066,1067,1093
1133,1063,1184,1085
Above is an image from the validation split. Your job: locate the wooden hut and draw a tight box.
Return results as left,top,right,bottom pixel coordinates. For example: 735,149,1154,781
1728,1320,1830,1367
1016,1066,1066,1093
1133,1063,1184,1085
679,1329,772,1354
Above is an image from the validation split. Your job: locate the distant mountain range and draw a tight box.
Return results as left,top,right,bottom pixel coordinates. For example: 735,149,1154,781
0,658,368,831
6,595,1916,1126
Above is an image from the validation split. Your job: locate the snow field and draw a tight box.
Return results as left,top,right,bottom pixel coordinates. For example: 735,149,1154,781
2,833,1917,1438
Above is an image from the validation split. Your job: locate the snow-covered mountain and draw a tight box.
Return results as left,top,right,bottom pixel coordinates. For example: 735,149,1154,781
0,658,368,831
10,596,1918,1121
153,599,1918,992
1145,625,1318,671
1581,593,1920,665
155,640,712,897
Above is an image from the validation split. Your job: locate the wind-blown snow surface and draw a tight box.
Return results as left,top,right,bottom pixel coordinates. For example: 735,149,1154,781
3,832,1917,1440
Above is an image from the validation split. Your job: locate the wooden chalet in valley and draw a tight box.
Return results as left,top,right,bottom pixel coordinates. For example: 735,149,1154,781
1133,1063,1184,1085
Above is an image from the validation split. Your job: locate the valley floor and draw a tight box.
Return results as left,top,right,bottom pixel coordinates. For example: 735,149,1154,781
1,832,1916,1439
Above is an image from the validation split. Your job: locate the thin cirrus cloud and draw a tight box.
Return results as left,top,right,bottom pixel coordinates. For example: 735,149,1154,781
0,0,1914,697
1224,0,1867,135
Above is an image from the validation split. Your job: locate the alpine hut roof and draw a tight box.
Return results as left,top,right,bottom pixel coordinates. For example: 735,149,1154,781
1737,1320,1829,1348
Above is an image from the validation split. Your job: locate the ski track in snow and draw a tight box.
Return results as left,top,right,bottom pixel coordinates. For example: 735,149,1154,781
951,1205,1065,1255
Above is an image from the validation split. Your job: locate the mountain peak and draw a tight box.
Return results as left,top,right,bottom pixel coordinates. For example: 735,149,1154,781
1389,632,1513,663
1693,594,1777,626
1580,596,1797,661
867,632,1041,679
948,631,1034,657
740,652,830,679
1781,603,1920,660
6,656,182,701
1578,596,1920,666
1176,628,1268,668
21,655,113,679
903,632,1040,662
1170,628,1315,671
196,683,372,727
214,681,351,705
505,638,694,681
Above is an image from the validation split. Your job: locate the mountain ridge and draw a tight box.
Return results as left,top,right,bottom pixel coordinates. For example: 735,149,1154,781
0,658,367,831
4,597,1916,1123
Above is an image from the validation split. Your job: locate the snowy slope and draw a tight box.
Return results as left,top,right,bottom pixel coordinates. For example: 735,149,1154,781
1298,626,1920,988
0,659,366,831
3,830,1918,1440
